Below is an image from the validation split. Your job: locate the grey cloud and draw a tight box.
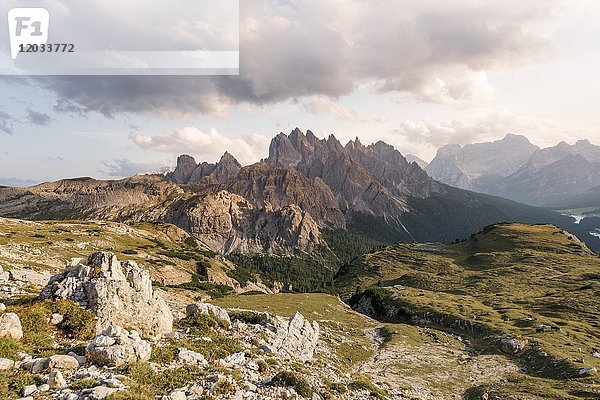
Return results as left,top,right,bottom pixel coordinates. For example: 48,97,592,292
18,0,559,116
101,159,168,178
0,111,16,135
27,110,53,126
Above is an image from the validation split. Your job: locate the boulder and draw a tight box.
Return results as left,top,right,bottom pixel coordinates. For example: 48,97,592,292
0,312,23,340
48,354,80,370
40,252,173,339
177,348,208,367
261,312,319,362
0,358,14,370
579,367,598,376
48,370,67,388
499,336,528,354
186,303,231,326
86,325,151,368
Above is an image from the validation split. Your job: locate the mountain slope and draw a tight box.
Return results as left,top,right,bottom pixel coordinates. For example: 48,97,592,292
427,136,600,207
336,223,600,399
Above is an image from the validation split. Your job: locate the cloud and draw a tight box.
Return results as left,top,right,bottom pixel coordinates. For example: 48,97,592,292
302,97,358,122
101,159,169,178
390,109,596,159
15,0,560,117
26,110,53,126
129,127,270,165
0,111,15,135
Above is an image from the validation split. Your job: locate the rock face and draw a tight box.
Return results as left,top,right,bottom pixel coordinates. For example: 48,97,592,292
165,191,322,254
0,312,23,340
40,252,173,339
261,312,319,362
499,336,528,354
86,325,151,367
186,302,231,326
426,135,600,207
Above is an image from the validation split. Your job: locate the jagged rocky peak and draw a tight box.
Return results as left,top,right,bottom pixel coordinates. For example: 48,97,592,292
166,152,241,185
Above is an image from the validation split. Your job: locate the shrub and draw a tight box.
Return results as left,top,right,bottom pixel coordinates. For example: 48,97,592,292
349,380,387,399
271,371,313,397
229,311,264,325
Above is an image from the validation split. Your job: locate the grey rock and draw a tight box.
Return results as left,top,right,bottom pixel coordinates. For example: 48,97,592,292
499,336,528,354
40,252,173,339
0,312,23,340
261,312,319,361
0,357,14,370
86,325,151,367
177,348,208,367
48,370,67,388
21,384,36,396
186,302,231,326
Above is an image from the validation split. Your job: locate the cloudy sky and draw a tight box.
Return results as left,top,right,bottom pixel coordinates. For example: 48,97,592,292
1,0,600,186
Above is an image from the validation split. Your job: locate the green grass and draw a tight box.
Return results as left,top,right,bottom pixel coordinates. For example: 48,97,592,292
336,223,600,397
271,371,313,397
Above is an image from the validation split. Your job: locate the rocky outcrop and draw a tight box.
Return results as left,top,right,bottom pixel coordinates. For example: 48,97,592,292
166,152,241,185
86,325,151,367
40,252,173,339
164,191,322,254
0,312,23,340
261,312,319,362
186,302,231,326
499,335,528,354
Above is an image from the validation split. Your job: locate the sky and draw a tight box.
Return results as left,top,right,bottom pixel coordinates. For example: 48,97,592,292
1,0,600,186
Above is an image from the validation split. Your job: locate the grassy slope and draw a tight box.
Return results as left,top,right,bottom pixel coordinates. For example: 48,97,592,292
336,223,600,399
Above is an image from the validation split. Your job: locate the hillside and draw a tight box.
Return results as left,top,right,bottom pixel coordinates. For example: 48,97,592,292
335,223,600,399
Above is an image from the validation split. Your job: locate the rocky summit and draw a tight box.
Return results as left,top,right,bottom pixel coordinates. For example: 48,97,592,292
40,251,173,339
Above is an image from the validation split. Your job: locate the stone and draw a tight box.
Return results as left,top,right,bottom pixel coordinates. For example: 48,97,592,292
67,351,86,366
38,384,50,392
499,336,528,354
88,386,120,400
186,303,231,326
0,312,23,340
48,370,67,388
261,312,319,361
0,303,6,312
177,348,208,367
86,325,151,367
579,367,598,375
50,313,64,325
0,357,14,370
166,389,187,400
22,357,50,373
220,351,246,367
592,351,600,358
21,384,36,396
40,252,173,339
48,354,80,370
104,378,124,388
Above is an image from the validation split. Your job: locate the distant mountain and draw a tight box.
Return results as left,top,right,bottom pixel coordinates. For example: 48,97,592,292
0,129,597,253
425,134,539,191
426,135,600,207
404,154,428,169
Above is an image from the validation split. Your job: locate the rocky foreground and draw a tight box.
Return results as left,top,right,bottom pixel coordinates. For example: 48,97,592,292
0,252,399,400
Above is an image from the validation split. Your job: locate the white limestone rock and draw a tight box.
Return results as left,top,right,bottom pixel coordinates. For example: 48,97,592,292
40,252,173,339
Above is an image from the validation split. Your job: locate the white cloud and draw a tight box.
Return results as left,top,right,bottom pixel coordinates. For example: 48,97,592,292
18,0,563,117
302,97,358,122
390,109,597,160
129,127,270,165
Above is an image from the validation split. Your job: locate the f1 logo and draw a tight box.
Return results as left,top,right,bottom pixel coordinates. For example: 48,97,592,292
7,8,50,60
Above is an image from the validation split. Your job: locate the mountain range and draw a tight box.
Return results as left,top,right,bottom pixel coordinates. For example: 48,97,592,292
1,128,595,254
426,134,600,208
